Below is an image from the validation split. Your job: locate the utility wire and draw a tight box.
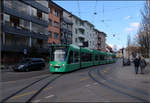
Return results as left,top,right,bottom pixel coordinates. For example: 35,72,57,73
94,0,98,15
77,0,81,18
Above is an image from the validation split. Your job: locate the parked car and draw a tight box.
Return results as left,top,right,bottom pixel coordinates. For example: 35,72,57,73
123,58,131,66
13,58,45,72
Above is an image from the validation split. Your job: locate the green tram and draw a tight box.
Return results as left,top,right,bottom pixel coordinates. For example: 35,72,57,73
49,44,116,72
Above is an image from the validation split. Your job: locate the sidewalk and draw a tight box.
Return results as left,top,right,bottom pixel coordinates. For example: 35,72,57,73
112,60,150,100
114,60,150,81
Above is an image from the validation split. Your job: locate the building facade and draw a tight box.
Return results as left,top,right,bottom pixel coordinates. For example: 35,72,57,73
94,29,106,52
83,20,95,49
72,15,86,46
60,10,73,45
1,0,50,64
48,1,62,44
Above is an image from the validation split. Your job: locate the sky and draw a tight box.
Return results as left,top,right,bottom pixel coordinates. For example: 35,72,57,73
53,0,145,50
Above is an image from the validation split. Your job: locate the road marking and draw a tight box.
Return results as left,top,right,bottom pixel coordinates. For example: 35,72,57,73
33,99,41,103
85,84,90,87
44,95,55,99
3,81,17,84
10,91,36,99
80,77,89,81
44,86,53,90
103,70,107,73
93,83,98,85
10,86,53,100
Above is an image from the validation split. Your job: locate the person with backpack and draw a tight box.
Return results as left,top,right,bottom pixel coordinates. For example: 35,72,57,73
133,56,140,74
139,56,147,74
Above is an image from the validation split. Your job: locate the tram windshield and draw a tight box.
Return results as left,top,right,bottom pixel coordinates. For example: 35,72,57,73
54,50,66,61
50,46,68,62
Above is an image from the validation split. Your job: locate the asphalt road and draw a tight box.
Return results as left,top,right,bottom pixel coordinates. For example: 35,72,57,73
1,59,150,102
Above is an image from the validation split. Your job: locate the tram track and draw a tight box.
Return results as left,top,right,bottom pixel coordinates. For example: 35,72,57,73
88,68,148,102
1,74,63,103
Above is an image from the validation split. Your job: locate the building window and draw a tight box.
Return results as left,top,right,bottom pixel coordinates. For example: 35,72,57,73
54,33,58,39
3,13,10,26
10,16,19,28
37,10,42,20
80,21,84,26
49,31,52,38
42,12,48,21
20,19,30,30
75,38,78,42
31,7,37,17
49,8,52,13
54,10,59,17
75,29,78,34
49,19,52,26
75,19,78,24
54,21,59,28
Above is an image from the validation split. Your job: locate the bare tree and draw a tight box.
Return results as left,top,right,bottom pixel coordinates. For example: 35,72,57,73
126,34,131,58
137,1,150,58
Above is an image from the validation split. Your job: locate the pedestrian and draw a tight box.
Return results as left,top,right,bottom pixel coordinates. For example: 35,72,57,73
133,56,140,74
139,56,147,74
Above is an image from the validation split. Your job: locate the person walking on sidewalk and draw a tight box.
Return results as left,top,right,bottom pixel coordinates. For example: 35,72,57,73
133,56,140,74
139,56,147,74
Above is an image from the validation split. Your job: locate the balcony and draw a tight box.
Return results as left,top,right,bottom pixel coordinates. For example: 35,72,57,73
2,24,31,37
2,24,48,40
3,6,49,27
22,0,49,13
60,26,72,33
78,34,85,39
1,44,29,53
1,44,49,54
30,15,49,27
78,25,85,31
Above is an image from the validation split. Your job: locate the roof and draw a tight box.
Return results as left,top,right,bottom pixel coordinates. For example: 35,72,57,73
94,28,107,36
83,20,94,26
49,1,63,11
63,17,73,24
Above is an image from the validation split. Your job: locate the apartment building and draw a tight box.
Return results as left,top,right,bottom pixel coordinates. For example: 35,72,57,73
94,29,106,52
60,10,73,45
83,20,95,49
72,15,87,46
1,0,49,64
48,1,62,44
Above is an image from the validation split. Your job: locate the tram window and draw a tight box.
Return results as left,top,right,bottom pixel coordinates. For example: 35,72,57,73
81,52,86,62
95,55,98,61
104,56,108,60
68,51,73,64
100,55,104,60
74,52,79,63
88,54,92,61
81,52,84,62
86,54,90,62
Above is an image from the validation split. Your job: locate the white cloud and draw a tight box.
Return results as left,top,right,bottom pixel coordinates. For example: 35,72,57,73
130,22,140,28
125,27,135,33
124,22,140,33
124,16,131,20
108,44,122,51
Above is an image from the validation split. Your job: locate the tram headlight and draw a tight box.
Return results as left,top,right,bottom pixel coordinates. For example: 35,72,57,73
62,64,64,66
50,64,53,66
